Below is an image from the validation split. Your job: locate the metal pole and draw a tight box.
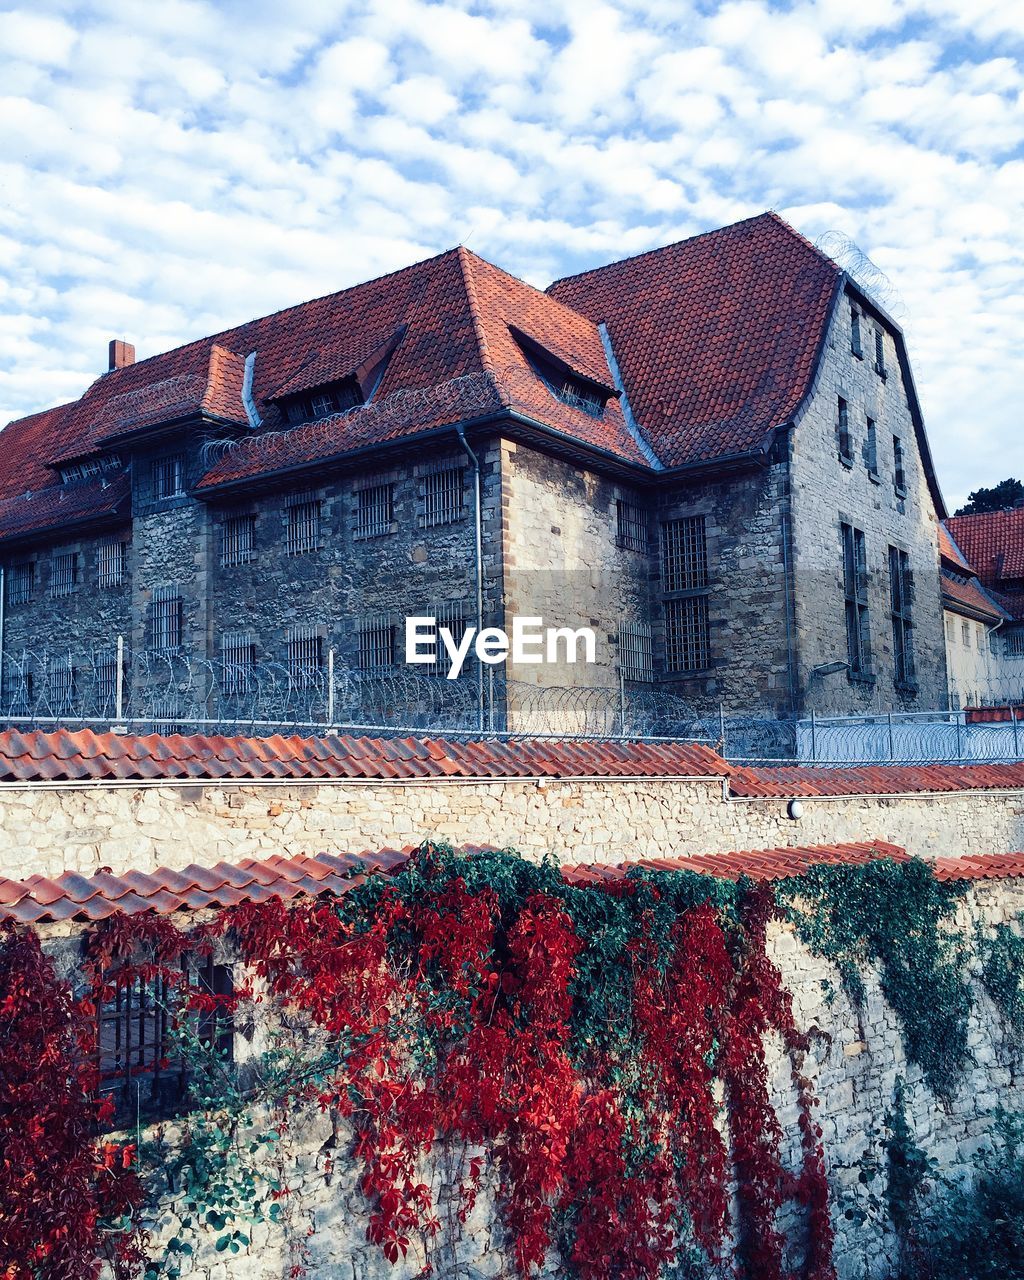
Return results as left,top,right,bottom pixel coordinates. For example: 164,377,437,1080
1014,706,1020,760
955,712,963,762
327,648,335,727
620,668,627,736
810,709,817,763
115,634,125,724
887,712,894,762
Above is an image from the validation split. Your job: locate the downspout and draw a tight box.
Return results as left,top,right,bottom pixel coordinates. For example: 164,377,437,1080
455,425,485,732
241,352,262,429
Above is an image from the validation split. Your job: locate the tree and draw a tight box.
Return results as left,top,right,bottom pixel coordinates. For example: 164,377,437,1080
955,478,1024,516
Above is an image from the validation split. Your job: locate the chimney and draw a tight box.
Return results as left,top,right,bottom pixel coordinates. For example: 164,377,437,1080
108,339,135,371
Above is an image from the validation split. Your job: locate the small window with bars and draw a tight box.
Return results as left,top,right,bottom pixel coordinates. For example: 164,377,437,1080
422,468,464,527
7,562,35,605
842,523,871,676
97,540,127,588
665,597,710,673
1005,629,1024,658
94,648,123,707
661,516,709,594
359,615,395,671
850,306,863,358
874,327,886,377
616,500,648,553
221,513,256,567
287,627,323,681
945,616,955,644
148,586,183,651
619,620,654,682
49,550,79,598
152,455,184,500
46,660,75,707
893,436,907,496
837,397,852,464
286,500,321,556
4,664,34,714
888,546,915,687
220,631,256,694
962,620,972,648
356,483,394,538
554,376,605,417
95,955,233,1126
425,602,466,675
866,418,878,476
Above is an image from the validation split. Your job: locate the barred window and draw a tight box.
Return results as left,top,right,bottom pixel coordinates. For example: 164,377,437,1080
850,306,863,358
221,514,255,567
874,327,886,377
358,615,395,671
616,500,647,553
842,523,871,675
554,376,605,417
888,547,915,686
945,616,955,644
665,597,710,673
962,620,972,648
426,601,466,675
893,436,907,495
97,540,127,588
1005,629,1024,658
837,397,852,463
4,664,34,713
7,562,35,605
286,500,321,556
287,627,323,681
47,660,75,707
148,586,183,651
422,468,464,527
49,551,79,598
94,648,123,707
866,417,878,475
152,455,184,500
95,955,233,1126
220,631,256,694
356,483,393,538
661,516,708,593
619,620,654,682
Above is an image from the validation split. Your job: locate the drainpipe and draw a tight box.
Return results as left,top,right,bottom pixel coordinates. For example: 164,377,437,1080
455,425,485,733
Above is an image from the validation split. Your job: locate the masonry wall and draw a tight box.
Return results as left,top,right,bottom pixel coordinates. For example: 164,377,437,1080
790,290,948,717
37,874,1024,1280
3,775,1024,883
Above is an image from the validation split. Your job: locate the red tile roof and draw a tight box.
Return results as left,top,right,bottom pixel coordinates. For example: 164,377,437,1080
946,508,1024,619
0,473,130,544
1,212,876,540
729,761,1024,797
547,212,842,469
4,839,1020,924
941,567,1008,623
0,727,730,784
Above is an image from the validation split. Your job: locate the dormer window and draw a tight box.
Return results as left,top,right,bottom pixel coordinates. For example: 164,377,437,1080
281,377,363,425
508,325,614,420
57,456,120,485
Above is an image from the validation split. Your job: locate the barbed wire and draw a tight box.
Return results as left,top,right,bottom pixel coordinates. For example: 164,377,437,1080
2,646,1023,763
815,230,907,319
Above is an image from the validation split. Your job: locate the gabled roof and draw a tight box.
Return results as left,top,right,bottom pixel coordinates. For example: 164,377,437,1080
547,212,842,470
937,521,1010,623
946,508,1024,621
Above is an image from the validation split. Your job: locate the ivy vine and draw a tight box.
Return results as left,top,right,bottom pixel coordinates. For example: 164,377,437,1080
979,913,1024,1037
776,858,972,1097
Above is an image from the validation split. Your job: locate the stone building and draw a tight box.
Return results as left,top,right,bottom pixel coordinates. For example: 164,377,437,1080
937,522,1018,708
0,212,951,727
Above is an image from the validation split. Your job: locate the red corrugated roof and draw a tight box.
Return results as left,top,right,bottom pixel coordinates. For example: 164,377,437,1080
0,727,730,784
729,761,1024,797
5,840,1020,924
547,212,841,469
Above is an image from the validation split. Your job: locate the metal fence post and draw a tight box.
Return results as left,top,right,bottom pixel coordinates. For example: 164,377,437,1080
955,712,963,762
1014,706,1020,759
886,712,894,762
115,634,125,725
619,668,627,736
810,710,817,763
719,701,726,756
327,648,335,727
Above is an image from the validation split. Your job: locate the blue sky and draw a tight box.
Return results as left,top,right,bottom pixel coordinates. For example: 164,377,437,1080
1,0,1022,509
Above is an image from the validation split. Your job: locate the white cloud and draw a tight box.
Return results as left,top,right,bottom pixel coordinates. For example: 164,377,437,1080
0,0,1021,504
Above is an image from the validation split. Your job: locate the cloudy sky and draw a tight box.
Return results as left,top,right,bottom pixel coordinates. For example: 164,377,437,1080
1,0,1022,509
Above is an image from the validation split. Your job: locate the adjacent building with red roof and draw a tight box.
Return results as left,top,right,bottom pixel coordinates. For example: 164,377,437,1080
0,212,952,727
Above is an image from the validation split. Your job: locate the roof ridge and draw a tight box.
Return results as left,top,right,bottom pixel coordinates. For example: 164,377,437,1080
547,210,832,291
456,246,497,377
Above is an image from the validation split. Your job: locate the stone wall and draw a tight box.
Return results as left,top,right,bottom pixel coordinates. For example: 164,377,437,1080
37,872,1024,1280
3,774,1024,883
790,288,948,715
